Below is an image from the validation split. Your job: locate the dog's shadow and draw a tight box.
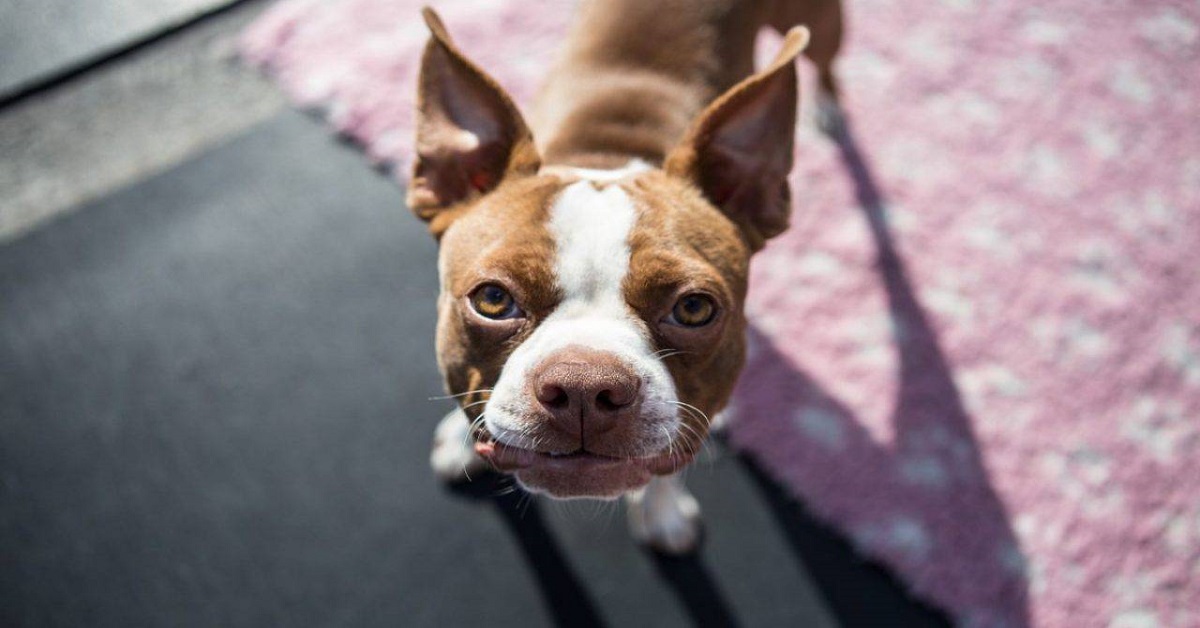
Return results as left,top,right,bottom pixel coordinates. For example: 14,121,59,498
449,472,739,628
726,121,1031,626
447,474,608,627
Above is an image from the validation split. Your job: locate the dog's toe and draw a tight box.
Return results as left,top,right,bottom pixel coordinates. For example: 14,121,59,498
627,476,703,555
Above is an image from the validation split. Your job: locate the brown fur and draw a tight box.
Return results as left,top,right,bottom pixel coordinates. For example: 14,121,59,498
533,0,842,167
434,176,563,421
622,171,751,454
410,0,842,472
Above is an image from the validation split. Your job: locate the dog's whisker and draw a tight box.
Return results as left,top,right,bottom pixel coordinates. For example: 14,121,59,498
668,402,713,449
670,406,717,463
461,412,492,481
518,491,535,518
660,425,680,465
672,417,714,463
670,400,712,426
427,388,494,401
462,413,489,459
460,399,490,411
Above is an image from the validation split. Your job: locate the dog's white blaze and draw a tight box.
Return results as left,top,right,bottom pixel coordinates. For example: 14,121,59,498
541,159,652,184
550,181,637,306
483,179,678,455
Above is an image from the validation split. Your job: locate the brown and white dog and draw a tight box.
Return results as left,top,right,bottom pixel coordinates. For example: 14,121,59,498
412,0,843,553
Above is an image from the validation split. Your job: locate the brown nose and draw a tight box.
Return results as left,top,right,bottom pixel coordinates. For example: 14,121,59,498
530,346,642,443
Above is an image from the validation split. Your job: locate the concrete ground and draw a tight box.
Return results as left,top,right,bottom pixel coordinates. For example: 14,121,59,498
0,0,283,243
0,2,950,626
0,0,238,99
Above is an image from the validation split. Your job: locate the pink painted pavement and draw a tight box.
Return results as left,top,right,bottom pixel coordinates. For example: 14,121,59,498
241,1,1200,624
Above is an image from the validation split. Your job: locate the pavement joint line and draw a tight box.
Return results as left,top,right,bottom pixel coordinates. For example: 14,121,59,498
0,0,260,110
0,0,287,243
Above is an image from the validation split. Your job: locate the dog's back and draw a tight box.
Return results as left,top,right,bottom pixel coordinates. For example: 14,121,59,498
532,0,843,169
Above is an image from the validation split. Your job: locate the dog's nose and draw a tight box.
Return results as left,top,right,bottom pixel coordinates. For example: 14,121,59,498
531,346,641,441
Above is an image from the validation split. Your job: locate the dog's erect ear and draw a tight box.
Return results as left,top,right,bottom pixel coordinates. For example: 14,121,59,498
408,8,540,233
665,27,809,251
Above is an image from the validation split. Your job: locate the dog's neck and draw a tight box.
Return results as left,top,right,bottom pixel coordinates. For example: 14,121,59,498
531,0,763,169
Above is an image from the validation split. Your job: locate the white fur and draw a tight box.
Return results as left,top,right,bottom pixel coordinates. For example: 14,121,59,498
550,181,638,306
540,159,652,183
483,179,679,456
626,474,702,554
430,407,489,481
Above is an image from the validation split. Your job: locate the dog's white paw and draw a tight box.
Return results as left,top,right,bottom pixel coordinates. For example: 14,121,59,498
815,91,846,137
708,409,732,434
430,408,488,482
626,475,702,555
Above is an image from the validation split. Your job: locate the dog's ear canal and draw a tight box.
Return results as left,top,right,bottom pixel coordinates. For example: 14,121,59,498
665,27,810,252
408,8,540,232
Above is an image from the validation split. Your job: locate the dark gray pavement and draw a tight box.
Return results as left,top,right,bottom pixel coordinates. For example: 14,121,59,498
1,111,952,627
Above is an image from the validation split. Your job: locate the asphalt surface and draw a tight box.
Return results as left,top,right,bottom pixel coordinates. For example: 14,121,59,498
0,110,950,626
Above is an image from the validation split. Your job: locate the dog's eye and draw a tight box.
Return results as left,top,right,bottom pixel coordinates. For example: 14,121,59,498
469,284,521,319
669,294,716,327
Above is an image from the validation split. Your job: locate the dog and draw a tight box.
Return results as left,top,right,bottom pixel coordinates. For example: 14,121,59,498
411,0,843,553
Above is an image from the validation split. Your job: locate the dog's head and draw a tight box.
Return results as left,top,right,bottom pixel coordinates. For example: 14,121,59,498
410,9,807,498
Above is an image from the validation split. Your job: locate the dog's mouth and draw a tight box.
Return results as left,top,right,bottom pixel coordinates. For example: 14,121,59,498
474,439,688,498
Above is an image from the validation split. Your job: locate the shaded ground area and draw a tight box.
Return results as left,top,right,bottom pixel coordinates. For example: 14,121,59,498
0,112,948,627
1,0,952,622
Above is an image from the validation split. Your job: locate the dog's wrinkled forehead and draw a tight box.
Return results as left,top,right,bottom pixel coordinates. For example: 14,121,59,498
435,176,560,300
436,165,749,315
438,167,643,301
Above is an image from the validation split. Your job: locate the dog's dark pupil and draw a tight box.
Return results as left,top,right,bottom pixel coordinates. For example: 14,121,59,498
676,296,712,326
681,297,709,319
485,287,506,305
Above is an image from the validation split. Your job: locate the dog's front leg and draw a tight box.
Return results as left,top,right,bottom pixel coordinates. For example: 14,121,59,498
430,407,488,482
626,474,702,554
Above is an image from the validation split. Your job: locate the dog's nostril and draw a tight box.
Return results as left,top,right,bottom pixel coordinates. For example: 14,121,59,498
537,383,570,409
595,386,635,411
596,389,620,412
